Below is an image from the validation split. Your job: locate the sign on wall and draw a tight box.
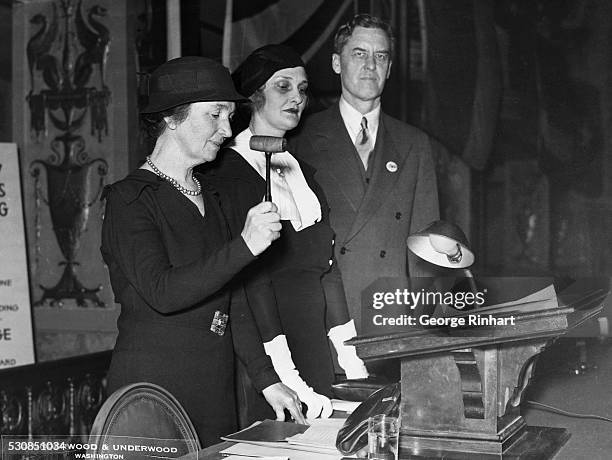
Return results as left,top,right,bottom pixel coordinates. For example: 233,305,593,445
0,143,35,368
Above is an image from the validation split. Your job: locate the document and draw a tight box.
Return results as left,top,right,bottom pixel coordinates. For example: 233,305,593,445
331,399,361,414
286,418,346,451
221,419,348,456
222,455,289,460
221,443,344,460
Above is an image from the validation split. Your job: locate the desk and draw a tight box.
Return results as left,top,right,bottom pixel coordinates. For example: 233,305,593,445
183,339,612,459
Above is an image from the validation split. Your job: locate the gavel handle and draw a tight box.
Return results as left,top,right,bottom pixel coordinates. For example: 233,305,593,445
265,152,272,202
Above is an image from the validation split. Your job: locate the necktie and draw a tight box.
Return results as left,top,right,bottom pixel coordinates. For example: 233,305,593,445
355,116,373,170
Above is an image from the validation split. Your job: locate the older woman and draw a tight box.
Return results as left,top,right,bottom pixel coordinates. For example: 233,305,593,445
204,45,368,423
100,56,305,446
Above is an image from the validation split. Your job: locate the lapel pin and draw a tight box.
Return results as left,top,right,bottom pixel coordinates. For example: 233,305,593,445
386,161,398,173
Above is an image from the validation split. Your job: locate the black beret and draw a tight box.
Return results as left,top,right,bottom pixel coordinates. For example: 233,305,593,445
232,44,305,98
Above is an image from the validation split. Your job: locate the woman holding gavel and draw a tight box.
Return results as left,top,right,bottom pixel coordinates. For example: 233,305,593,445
203,45,368,423
100,56,306,446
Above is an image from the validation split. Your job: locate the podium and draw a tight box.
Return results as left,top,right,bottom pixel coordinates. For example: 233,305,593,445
349,282,609,459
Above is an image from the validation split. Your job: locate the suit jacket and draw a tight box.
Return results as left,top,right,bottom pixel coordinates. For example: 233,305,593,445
291,103,440,332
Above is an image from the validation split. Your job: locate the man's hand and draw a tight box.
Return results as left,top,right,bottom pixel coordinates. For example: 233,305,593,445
262,382,307,425
241,202,282,256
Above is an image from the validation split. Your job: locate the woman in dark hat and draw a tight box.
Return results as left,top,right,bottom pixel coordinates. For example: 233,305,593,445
204,45,368,423
100,56,305,446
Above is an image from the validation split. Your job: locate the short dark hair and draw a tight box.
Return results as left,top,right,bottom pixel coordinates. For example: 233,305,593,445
250,85,267,112
140,103,191,139
333,14,395,56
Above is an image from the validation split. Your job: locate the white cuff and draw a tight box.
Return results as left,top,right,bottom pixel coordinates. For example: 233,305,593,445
328,320,369,380
263,335,332,418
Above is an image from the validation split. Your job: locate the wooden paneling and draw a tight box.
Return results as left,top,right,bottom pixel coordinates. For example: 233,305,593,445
0,351,111,437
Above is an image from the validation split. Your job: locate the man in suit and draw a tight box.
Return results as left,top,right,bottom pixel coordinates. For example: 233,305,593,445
291,14,439,333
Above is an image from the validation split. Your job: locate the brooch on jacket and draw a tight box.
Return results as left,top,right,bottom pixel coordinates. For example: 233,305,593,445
211,310,229,336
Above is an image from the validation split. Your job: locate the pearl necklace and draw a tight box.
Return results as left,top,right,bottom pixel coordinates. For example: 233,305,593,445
146,156,202,196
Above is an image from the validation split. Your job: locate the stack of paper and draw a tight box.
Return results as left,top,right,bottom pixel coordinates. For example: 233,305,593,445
220,443,344,460
285,418,345,452
220,419,349,458
222,455,289,460
331,398,361,414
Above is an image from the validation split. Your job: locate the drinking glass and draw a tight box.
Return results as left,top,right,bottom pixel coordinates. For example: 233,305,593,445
367,414,399,460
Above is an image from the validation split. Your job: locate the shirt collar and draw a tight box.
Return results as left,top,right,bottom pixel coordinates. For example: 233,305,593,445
229,129,322,231
338,96,381,144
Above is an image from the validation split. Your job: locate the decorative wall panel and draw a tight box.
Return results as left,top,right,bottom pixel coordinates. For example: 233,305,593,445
12,0,138,358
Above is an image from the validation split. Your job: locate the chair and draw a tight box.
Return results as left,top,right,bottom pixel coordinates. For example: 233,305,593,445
88,382,201,458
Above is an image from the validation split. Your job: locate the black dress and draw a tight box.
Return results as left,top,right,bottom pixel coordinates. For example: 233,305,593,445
203,148,350,423
100,169,279,446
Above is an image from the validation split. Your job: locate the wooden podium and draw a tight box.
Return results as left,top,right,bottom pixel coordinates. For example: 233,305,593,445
349,282,608,459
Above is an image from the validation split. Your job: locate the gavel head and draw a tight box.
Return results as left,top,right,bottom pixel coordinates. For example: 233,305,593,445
249,135,287,153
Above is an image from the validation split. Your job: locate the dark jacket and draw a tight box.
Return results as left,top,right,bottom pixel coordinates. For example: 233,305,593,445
100,168,278,445
290,104,440,332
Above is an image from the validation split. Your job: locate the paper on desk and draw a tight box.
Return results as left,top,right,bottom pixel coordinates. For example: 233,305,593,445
221,443,343,460
286,418,345,450
331,399,360,414
484,284,557,310
306,418,346,427
221,455,288,460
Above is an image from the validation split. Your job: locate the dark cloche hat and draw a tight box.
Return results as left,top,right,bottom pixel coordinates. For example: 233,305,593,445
141,56,247,113
232,44,305,98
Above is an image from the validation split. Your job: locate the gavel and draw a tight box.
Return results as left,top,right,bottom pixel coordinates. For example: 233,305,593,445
249,135,287,202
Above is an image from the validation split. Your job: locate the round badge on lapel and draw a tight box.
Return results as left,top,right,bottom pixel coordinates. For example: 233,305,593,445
386,161,398,173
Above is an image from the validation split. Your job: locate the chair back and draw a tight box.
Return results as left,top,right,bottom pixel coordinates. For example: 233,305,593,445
89,382,201,458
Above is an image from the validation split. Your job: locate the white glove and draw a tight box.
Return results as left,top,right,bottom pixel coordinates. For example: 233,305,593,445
263,335,333,419
328,320,369,379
